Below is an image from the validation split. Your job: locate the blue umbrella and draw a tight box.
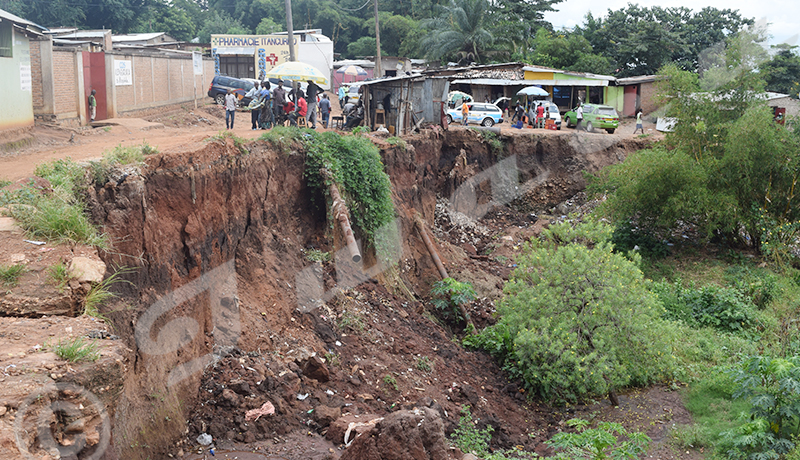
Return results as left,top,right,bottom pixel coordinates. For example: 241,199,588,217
517,86,549,97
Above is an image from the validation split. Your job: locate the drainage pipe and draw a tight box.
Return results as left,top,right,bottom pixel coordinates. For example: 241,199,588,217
321,169,362,263
415,215,449,280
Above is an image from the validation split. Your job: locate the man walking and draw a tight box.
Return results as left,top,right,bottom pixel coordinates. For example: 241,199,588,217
224,89,237,129
306,80,320,129
633,109,644,134
461,102,470,126
576,103,584,132
319,94,331,128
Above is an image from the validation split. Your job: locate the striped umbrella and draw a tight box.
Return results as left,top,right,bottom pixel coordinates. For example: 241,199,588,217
336,65,368,76
266,61,329,86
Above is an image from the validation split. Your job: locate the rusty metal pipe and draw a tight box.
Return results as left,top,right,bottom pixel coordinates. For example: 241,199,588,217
415,216,449,280
321,169,362,263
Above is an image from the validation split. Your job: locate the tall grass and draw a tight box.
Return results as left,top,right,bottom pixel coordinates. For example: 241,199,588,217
0,264,26,286
50,336,100,362
0,158,107,247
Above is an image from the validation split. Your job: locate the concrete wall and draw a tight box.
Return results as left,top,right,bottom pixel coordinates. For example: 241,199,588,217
768,96,800,118
0,27,35,134
108,52,215,117
604,87,625,114
298,41,333,90
30,46,215,125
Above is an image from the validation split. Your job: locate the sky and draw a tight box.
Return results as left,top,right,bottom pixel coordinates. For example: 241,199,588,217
543,0,800,47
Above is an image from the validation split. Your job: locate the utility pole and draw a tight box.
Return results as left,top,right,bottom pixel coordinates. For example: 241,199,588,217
284,0,297,96
374,0,382,78
285,0,296,62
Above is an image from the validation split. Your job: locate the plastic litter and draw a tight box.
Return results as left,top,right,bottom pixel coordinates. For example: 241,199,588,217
196,433,213,446
23,240,46,245
297,393,309,400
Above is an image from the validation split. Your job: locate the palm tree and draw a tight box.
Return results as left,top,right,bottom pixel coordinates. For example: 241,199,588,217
421,0,495,64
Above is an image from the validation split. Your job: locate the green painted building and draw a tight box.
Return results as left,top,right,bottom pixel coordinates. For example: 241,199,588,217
0,9,46,135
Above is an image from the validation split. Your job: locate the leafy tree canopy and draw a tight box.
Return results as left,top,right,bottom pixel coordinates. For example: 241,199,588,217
761,45,800,98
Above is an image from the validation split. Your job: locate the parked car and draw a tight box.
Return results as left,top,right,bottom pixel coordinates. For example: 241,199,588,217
446,103,504,127
207,75,257,106
530,101,562,129
564,103,619,133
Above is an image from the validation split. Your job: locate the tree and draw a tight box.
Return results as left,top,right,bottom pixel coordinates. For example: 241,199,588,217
761,45,800,98
420,0,494,64
1,0,154,33
346,36,376,58
255,17,281,35
362,13,420,57
593,30,800,251
138,1,198,41
471,221,673,404
526,28,612,74
197,11,250,44
576,5,753,76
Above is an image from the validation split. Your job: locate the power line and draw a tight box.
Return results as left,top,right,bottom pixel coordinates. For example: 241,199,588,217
334,0,372,13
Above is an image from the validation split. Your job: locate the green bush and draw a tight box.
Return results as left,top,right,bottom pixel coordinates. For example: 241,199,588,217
610,221,671,259
477,221,673,404
430,277,476,323
652,281,760,333
591,104,800,250
547,418,651,460
450,406,536,460
725,264,779,309
304,131,396,259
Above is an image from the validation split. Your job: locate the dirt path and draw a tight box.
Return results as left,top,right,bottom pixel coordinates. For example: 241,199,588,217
1,100,660,183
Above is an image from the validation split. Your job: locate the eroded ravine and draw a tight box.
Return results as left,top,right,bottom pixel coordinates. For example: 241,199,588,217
75,129,649,459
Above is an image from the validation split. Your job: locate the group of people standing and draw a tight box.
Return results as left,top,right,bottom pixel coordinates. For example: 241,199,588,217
511,101,552,129
224,79,332,130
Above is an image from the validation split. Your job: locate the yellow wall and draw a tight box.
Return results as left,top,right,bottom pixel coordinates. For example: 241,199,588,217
524,71,554,80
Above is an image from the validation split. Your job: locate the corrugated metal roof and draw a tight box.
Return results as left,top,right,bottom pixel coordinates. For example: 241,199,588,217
451,78,529,86
113,33,167,42
358,74,425,86
454,78,610,87
0,8,47,33
616,75,661,85
54,30,108,39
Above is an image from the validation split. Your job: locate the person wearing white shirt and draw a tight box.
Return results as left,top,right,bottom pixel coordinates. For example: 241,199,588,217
225,90,238,129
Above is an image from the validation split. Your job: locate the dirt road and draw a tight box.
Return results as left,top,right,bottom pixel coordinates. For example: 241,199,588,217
1,101,658,183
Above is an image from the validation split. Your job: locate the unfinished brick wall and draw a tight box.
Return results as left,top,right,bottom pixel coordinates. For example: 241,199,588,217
640,81,659,114
53,50,78,118
30,40,43,111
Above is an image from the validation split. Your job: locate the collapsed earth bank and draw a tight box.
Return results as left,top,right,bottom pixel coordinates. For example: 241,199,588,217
88,129,649,459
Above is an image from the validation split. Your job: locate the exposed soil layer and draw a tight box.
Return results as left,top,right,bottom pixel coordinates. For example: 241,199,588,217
75,126,653,460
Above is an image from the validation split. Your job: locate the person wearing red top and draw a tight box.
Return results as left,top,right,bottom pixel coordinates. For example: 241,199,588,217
536,103,545,128
284,100,295,114
289,90,307,126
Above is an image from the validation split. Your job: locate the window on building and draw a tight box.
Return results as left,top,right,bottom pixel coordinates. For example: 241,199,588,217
552,86,572,109
0,21,13,58
219,55,254,79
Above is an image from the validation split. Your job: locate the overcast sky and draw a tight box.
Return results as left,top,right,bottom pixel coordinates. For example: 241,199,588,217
543,0,800,47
